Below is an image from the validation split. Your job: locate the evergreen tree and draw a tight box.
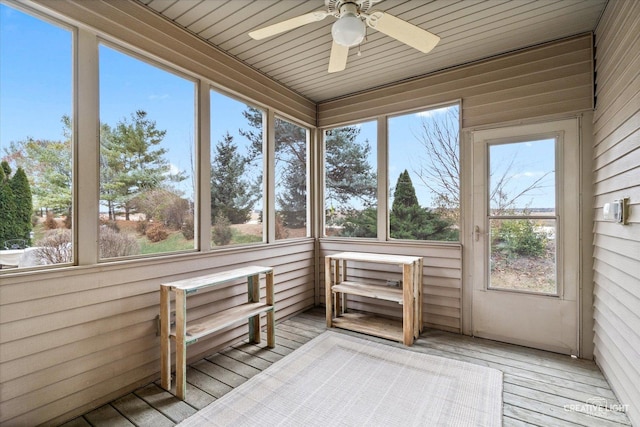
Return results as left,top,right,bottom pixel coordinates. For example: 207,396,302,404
211,132,255,224
390,170,457,241
241,107,377,232
325,126,376,208
10,167,33,243
0,164,18,245
103,110,182,220
274,118,307,228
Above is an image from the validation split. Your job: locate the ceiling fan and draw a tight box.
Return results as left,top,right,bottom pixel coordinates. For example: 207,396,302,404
248,0,440,73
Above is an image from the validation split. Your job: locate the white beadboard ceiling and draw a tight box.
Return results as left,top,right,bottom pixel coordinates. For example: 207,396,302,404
135,0,607,103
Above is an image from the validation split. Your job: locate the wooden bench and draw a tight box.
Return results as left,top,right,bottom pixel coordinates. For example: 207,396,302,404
325,252,423,346
160,266,275,399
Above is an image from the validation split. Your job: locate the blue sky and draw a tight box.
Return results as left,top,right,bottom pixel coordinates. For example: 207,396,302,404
1,3,556,211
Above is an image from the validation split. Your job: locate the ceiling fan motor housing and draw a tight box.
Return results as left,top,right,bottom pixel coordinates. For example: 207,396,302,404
331,2,366,47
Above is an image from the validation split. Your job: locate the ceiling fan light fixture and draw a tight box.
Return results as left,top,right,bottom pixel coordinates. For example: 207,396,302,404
331,12,365,47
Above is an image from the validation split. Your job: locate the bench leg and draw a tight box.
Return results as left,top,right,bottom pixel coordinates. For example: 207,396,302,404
248,274,261,344
175,290,187,400
160,286,171,391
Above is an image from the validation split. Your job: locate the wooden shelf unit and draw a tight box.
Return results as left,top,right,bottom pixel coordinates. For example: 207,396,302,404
160,266,275,400
325,252,423,346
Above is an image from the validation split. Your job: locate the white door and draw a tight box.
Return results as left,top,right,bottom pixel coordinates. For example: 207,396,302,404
471,119,580,355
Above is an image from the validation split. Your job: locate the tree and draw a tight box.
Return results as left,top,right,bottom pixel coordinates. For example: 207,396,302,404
210,132,255,224
325,126,377,210
3,116,72,217
0,164,18,245
241,107,377,233
273,118,307,228
413,106,552,220
101,110,183,220
390,170,457,241
10,167,33,243
241,109,308,228
0,162,33,245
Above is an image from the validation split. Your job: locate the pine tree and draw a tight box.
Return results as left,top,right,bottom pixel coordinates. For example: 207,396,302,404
104,110,182,220
0,164,18,245
241,107,377,231
390,170,457,241
10,167,33,243
210,132,255,224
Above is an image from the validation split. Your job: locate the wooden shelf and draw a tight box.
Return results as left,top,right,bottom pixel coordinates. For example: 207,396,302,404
332,312,403,342
332,281,403,304
160,266,275,400
325,252,423,346
170,302,272,345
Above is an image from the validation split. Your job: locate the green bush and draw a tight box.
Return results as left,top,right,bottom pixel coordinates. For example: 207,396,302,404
495,219,547,257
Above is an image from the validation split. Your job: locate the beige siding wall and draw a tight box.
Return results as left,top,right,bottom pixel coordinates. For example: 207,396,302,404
319,240,462,333
0,241,315,426
317,34,593,128
592,1,640,425
317,35,595,340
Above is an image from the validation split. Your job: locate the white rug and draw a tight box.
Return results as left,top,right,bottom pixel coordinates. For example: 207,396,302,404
179,331,503,426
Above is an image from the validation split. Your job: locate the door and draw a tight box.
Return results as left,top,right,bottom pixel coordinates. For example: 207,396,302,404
471,119,580,355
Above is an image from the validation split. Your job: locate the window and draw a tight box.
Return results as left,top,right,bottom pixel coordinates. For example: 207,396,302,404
210,90,264,247
488,138,557,294
0,4,73,269
99,44,196,259
274,117,309,240
388,104,460,241
324,121,377,237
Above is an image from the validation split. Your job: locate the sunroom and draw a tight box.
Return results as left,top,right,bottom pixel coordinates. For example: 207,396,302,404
0,0,638,426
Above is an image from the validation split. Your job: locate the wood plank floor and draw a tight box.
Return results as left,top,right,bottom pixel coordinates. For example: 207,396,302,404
61,308,632,427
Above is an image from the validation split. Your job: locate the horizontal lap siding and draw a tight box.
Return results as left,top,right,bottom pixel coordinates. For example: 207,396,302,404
319,240,462,333
0,241,315,426
592,1,640,425
317,34,593,128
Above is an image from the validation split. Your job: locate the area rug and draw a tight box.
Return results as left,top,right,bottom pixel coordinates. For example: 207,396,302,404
178,331,502,426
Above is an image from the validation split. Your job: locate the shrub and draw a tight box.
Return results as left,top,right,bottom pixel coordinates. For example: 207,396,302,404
132,189,190,230
43,212,58,230
495,219,547,257
145,223,169,242
212,213,232,246
181,216,195,240
35,229,72,264
99,225,140,258
100,219,120,232
63,212,72,229
136,220,150,235
275,213,288,240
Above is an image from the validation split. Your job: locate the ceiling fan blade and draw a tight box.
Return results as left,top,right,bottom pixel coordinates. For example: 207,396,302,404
328,41,349,73
366,11,440,53
249,11,328,40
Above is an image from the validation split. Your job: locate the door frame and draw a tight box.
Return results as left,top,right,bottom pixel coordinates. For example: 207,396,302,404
460,114,594,358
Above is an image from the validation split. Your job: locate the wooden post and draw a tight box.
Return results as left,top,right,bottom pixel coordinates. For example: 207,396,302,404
325,256,333,327
417,258,424,334
266,270,275,348
175,289,187,400
333,258,341,316
160,285,171,391
402,263,415,346
340,259,348,314
248,274,261,344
